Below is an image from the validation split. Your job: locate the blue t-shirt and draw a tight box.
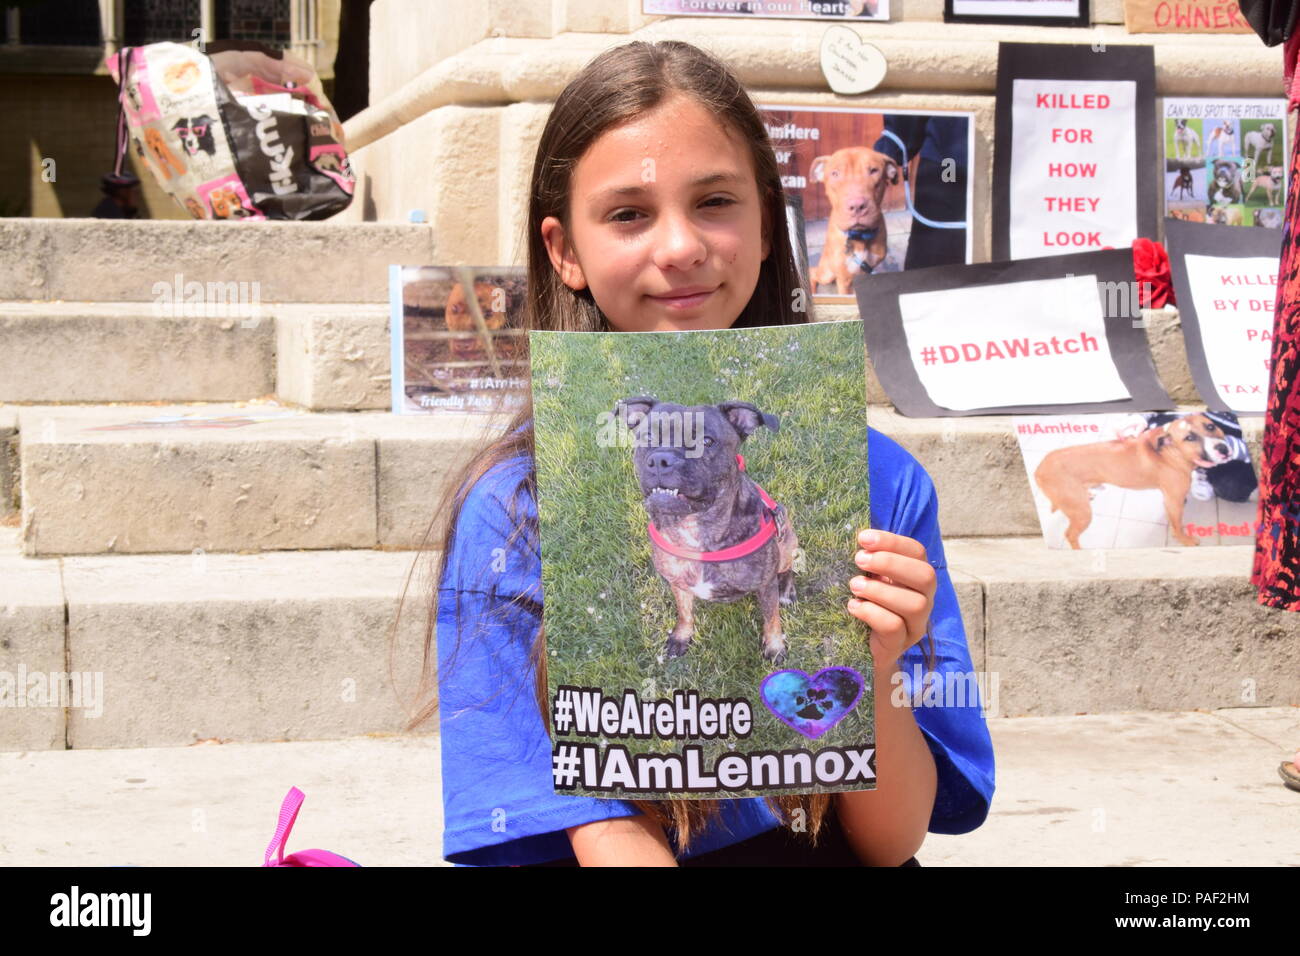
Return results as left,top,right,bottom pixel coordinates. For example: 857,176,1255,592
436,427,996,866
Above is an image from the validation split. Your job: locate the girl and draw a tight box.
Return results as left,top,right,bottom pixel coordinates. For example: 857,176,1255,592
406,39,995,865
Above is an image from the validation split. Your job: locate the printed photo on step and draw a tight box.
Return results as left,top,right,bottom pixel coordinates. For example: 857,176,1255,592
756,104,975,301
390,265,529,414
531,320,875,799
1014,410,1259,549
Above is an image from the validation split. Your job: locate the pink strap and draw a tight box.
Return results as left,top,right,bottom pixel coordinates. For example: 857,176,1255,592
113,48,130,177
263,786,306,867
278,849,360,867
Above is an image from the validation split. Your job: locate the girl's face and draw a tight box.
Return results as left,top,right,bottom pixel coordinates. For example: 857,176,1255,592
541,91,771,332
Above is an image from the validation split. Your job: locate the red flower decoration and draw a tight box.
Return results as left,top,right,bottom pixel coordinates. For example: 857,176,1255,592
1132,238,1174,309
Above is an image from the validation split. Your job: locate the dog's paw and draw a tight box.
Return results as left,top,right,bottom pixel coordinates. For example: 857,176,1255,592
664,637,692,660
762,638,788,665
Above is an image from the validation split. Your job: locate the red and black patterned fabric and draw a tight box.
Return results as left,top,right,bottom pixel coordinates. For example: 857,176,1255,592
1252,84,1300,613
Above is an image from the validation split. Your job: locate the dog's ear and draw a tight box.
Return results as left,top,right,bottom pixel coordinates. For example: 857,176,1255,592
615,396,657,429
884,160,900,186
1145,426,1172,453
809,155,830,184
717,401,779,440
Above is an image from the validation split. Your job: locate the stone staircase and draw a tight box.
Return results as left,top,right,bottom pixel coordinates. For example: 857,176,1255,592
1,218,1296,753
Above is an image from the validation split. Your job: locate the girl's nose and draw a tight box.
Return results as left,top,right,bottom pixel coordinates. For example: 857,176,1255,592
651,209,708,271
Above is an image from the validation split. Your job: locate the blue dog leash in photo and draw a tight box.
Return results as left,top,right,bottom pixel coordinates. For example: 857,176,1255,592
875,128,969,231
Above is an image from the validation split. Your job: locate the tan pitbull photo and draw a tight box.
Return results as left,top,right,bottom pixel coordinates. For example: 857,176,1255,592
1033,412,1235,549
808,146,899,294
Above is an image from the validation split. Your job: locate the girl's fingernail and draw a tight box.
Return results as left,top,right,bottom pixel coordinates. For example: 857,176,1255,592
860,530,879,546
856,550,869,564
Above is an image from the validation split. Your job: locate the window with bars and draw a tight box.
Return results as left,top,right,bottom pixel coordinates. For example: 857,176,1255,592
217,0,291,49
123,0,202,46
18,0,102,46
8,0,300,54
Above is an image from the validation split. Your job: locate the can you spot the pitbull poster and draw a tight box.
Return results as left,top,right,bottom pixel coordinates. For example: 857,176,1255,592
531,320,876,798
1162,97,1288,229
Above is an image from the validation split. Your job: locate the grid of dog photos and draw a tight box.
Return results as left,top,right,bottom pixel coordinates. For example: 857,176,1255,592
531,319,875,799
1014,411,1259,550
757,104,975,299
1163,98,1289,229
390,265,528,413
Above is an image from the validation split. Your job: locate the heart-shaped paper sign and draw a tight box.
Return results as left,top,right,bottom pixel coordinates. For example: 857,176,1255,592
819,25,887,96
760,666,865,739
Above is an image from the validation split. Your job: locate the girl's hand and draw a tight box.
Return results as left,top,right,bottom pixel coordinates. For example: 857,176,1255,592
846,529,937,671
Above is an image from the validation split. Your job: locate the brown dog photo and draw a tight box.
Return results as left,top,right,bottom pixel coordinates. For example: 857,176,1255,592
759,105,973,298
1016,411,1258,549
396,266,528,413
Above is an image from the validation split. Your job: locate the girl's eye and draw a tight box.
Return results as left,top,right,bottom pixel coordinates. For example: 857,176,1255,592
702,196,734,208
609,208,640,223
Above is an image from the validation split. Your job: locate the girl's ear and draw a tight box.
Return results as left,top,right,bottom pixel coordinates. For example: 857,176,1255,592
541,215,588,291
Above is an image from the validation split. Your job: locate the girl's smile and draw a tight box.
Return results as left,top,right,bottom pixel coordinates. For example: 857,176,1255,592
541,91,771,332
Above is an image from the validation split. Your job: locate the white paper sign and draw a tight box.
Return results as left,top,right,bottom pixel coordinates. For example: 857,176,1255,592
1184,253,1278,412
1009,79,1139,259
899,274,1132,410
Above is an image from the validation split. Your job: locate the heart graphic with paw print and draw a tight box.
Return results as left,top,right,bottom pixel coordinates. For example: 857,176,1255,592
760,667,866,739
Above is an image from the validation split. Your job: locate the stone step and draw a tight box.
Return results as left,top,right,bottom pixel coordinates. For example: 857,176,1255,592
0,219,433,304
0,301,390,410
3,706,1298,865
5,401,1264,554
0,525,436,751
0,299,1204,412
946,537,1299,718
2,526,1292,751
11,402,500,556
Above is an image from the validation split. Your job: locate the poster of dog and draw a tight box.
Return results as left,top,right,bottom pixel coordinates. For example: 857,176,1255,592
391,265,528,414
1015,410,1259,549
532,320,875,799
757,104,975,301
1162,98,1288,230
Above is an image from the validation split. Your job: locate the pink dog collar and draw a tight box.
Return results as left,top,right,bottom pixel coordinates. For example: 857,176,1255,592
646,454,780,562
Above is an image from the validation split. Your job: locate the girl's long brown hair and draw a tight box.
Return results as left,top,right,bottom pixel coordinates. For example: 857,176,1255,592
396,39,934,855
